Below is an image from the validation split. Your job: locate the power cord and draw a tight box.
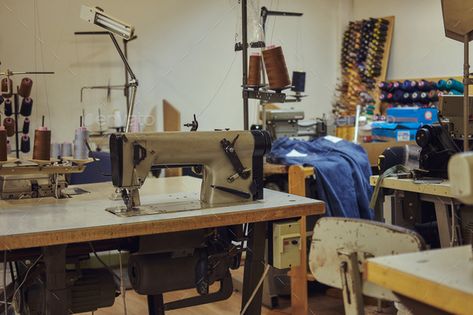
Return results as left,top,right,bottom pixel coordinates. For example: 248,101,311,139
240,264,270,315
11,255,43,304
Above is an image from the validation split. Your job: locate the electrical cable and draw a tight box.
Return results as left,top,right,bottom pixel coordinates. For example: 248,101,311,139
11,255,43,304
34,0,51,126
240,264,270,315
88,242,120,282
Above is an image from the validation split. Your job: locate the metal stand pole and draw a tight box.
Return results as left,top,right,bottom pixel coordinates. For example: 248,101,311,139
109,33,138,132
464,35,470,151
13,93,20,159
123,38,131,113
242,0,249,130
148,294,166,315
43,245,67,315
240,221,267,315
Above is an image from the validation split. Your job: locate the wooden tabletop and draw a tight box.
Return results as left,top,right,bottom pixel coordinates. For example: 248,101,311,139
0,176,324,250
264,163,290,175
264,163,314,176
365,245,473,315
370,175,453,198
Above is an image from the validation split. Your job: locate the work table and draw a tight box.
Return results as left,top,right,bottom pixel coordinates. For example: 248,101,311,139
0,176,323,250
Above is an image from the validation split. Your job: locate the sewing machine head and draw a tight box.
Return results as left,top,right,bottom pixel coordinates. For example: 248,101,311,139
109,130,271,211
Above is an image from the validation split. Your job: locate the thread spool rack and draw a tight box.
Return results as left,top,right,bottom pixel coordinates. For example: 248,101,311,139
237,0,305,130
378,75,473,114
0,65,54,159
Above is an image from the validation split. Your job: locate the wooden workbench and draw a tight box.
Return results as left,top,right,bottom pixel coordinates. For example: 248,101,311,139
370,176,453,197
370,175,459,248
365,245,473,315
0,176,324,315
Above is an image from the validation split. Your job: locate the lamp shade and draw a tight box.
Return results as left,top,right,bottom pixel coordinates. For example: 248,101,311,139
442,0,473,41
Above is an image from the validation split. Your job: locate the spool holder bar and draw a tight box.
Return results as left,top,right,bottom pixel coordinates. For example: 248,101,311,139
243,88,286,103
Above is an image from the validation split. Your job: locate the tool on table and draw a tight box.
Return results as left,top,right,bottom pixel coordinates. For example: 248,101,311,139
108,130,271,213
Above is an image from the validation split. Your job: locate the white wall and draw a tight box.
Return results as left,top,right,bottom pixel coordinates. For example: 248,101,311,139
352,0,467,80
0,0,340,143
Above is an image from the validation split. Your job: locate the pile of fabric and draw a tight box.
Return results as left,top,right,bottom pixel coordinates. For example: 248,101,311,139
268,136,373,219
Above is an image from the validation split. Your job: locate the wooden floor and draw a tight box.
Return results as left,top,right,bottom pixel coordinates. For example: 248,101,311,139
85,289,395,315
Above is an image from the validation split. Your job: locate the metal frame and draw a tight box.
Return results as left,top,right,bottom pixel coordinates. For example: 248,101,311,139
381,191,461,248
74,31,138,132
238,1,303,130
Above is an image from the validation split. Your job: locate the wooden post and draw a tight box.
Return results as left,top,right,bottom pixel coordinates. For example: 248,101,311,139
288,165,314,315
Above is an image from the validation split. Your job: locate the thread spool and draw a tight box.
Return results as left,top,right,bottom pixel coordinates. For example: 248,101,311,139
402,92,411,103
18,78,33,98
392,89,404,103
428,90,439,102
419,92,429,103
73,127,89,160
20,97,33,117
22,118,30,134
62,142,72,157
21,135,30,153
378,81,391,91
3,118,15,137
130,116,141,132
401,80,416,92
114,110,124,128
247,53,262,87
4,99,12,116
51,142,61,159
33,127,51,160
411,91,420,102
262,46,291,91
446,78,464,93
0,96,3,106
437,79,448,91
291,71,306,93
418,80,432,91
0,127,7,161
1,78,13,98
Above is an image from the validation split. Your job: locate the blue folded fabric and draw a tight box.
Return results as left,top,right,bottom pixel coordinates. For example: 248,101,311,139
268,137,373,219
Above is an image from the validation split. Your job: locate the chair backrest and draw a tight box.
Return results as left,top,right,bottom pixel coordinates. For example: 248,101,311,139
309,217,425,301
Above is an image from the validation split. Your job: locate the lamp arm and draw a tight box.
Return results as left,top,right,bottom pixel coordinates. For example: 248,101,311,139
109,33,138,84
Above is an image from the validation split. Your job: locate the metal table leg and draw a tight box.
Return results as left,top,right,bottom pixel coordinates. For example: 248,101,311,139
148,294,165,315
241,221,267,315
43,245,67,315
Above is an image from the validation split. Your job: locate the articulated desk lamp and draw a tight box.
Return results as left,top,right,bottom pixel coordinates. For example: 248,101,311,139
441,0,473,151
80,5,138,132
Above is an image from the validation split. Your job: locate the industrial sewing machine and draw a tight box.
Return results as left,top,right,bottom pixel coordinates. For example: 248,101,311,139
0,174,68,199
264,109,327,140
0,159,89,200
108,130,273,310
108,129,271,213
